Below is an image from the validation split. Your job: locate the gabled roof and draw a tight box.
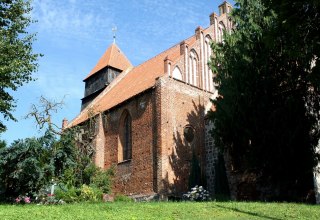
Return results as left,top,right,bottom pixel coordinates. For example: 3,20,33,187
68,35,197,127
84,43,132,81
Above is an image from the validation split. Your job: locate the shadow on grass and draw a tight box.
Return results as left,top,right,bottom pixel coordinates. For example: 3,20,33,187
215,204,283,220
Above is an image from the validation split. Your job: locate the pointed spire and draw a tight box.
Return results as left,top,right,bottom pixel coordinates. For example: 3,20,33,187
84,43,132,81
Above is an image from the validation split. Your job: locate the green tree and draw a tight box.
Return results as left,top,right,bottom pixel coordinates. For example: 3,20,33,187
0,136,53,200
210,0,320,201
0,139,6,149
0,96,114,203
262,0,320,92
0,0,40,132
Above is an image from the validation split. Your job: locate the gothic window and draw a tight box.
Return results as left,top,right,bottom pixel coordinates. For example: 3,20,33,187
172,66,183,81
205,35,214,92
218,22,226,43
118,110,132,162
189,50,199,87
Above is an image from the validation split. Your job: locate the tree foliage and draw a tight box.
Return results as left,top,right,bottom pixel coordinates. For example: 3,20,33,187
0,139,6,149
209,0,320,201
0,0,40,132
0,134,53,200
0,127,113,202
0,97,113,202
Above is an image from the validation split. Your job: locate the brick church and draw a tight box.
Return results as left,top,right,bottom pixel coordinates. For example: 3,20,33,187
67,2,233,199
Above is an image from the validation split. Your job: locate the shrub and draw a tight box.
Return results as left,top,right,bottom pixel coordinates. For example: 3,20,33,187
0,137,53,201
54,185,103,203
91,167,114,194
34,185,65,205
14,195,31,204
114,194,134,202
183,186,210,201
79,185,103,202
0,125,114,203
55,186,80,203
61,168,77,187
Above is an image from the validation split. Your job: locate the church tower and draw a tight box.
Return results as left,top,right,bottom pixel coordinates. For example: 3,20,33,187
81,43,132,110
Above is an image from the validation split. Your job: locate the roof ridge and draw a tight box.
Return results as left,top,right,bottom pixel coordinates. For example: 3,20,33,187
135,34,196,69
106,43,114,65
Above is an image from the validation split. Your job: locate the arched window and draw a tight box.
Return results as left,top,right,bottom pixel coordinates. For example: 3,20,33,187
184,125,195,143
205,35,212,91
189,50,199,87
172,66,183,80
218,22,226,43
118,110,132,162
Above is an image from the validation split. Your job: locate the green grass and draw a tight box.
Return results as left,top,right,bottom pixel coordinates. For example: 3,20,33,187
0,201,319,220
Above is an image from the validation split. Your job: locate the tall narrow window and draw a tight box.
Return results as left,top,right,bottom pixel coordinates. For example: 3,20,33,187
193,56,197,86
205,35,212,91
189,50,199,87
119,110,132,162
189,55,193,85
218,22,226,43
124,114,132,160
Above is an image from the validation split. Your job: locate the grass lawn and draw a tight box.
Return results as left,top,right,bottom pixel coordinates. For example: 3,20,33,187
0,201,319,220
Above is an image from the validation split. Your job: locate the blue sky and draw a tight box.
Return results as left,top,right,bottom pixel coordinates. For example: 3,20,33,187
1,0,234,144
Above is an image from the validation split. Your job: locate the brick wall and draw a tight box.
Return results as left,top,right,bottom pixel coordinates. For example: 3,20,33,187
156,76,212,197
94,114,105,168
99,76,214,198
102,91,156,196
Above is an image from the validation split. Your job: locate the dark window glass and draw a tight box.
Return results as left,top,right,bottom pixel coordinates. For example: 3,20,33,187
184,126,195,143
123,114,132,160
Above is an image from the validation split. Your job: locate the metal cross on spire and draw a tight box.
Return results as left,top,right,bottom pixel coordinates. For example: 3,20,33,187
112,25,117,44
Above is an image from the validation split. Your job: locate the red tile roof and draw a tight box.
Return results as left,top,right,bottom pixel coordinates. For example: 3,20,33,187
68,35,197,127
84,43,132,80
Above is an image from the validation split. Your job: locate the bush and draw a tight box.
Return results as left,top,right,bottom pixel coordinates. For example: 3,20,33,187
0,137,53,201
14,195,31,204
91,167,114,194
54,185,103,203
0,126,114,203
114,194,134,202
35,185,65,205
79,185,103,202
55,186,80,203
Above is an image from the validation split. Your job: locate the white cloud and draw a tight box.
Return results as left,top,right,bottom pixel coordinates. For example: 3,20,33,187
31,0,114,44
